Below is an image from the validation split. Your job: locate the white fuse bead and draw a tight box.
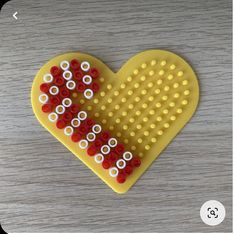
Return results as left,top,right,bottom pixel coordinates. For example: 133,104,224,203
39,94,49,104
55,105,65,115
62,98,72,107
79,139,89,149
63,70,73,80
94,154,104,164
82,75,92,85
108,138,118,148
77,111,87,121
66,80,76,90
116,159,126,169
123,151,133,161
64,126,74,136
109,167,119,177
60,60,70,70
48,112,58,122
101,145,110,155
84,89,94,99
71,118,81,128
92,124,102,134
43,74,53,83
81,61,90,72
49,86,59,95
86,132,96,142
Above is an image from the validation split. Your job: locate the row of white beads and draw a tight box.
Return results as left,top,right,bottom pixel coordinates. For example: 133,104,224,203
60,60,90,72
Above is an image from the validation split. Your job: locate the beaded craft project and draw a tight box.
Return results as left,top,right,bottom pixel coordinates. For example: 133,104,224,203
31,50,199,193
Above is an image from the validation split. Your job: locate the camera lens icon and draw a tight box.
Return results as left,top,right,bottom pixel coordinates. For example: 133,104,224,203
200,200,226,226
207,207,218,218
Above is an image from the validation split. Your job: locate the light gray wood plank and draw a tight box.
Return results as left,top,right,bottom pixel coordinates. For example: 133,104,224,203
0,0,232,232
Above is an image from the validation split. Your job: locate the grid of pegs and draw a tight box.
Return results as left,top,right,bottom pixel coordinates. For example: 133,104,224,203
93,58,191,155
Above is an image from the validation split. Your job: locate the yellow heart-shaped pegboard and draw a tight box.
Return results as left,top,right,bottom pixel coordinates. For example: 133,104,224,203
31,50,199,193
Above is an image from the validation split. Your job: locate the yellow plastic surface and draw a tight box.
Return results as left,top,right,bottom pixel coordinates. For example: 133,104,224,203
31,50,199,193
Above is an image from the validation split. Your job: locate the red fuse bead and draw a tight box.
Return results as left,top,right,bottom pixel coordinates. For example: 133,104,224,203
102,158,111,169
50,96,60,106
50,66,62,77
85,118,95,129
40,83,50,93
131,156,141,168
115,143,125,155
71,132,82,142
62,112,73,123
109,151,118,164
70,59,80,70
94,139,103,149
76,82,86,92
54,76,65,86
69,104,80,114
90,82,100,93
41,103,52,113
74,70,84,80
116,172,126,184
59,87,70,98
56,119,66,129
124,165,133,175
100,131,111,143
87,145,97,156
89,68,99,79
78,124,89,135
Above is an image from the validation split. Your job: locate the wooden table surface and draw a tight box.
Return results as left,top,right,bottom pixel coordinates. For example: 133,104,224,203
0,0,232,232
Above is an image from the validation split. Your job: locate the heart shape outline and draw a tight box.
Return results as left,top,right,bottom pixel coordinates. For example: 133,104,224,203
31,50,199,193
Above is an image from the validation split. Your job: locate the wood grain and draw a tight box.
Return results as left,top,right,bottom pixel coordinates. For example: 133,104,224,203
0,0,232,232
